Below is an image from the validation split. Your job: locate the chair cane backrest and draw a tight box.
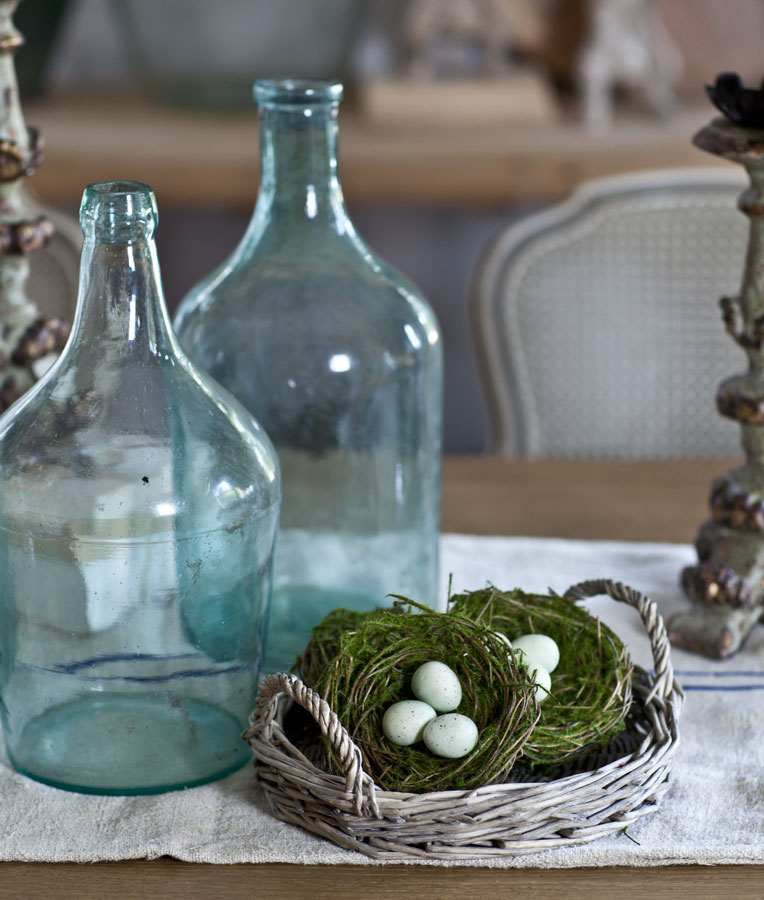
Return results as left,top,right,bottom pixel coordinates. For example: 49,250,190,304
472,168,750,459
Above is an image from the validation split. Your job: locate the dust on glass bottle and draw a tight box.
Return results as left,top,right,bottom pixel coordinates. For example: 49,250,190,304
0,180,280,794
174,79,442,674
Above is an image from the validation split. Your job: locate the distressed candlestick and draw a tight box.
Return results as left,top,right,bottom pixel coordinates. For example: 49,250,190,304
671,83,764,657
0,0,70,413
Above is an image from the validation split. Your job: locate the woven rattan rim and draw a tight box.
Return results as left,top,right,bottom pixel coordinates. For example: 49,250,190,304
245,579,684,859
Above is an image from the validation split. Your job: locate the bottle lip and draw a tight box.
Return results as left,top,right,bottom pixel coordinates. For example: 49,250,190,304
86,179,154,197
80,179,158,241
254,78,343,108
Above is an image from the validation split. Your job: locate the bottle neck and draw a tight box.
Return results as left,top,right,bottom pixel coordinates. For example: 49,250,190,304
255,93,352,234
73,238,175,357
69,181,176,360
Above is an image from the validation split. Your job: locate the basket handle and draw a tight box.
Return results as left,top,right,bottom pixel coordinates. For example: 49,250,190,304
563,578,683,711
249,671,379,817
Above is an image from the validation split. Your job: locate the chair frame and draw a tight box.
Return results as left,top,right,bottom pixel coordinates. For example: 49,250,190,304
471,166,748,457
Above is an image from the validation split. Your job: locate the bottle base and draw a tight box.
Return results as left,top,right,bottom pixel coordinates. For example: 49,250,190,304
6,693,251,795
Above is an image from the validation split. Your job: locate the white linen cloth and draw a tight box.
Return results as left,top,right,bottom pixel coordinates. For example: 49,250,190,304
1,534,763,867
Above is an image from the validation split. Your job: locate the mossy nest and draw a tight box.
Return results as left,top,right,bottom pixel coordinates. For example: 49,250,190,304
312,600,540,793
449,586,633,769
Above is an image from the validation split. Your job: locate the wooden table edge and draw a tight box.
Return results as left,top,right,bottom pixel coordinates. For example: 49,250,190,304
0,859,762,900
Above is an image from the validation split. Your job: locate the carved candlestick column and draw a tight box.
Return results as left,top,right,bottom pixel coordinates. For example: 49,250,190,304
0,0,69,412
670,116,764,658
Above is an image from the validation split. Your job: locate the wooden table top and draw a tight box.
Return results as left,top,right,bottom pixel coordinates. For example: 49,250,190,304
2,456,760,899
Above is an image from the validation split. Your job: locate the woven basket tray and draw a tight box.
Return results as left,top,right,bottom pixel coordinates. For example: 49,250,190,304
244,579,684,860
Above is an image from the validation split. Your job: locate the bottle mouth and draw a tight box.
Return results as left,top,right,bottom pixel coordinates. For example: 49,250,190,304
80,180,158,242
254,78,343,109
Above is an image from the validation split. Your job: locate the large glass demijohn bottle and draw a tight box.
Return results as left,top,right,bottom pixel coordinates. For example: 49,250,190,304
0,180,280,794
174,79,442,673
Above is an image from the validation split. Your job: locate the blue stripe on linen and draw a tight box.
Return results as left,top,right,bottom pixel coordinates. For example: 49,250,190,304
673,668,764,691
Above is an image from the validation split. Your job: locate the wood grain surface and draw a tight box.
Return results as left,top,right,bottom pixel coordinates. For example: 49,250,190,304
2,456,760,898
0,861,762,900
441,456,729,543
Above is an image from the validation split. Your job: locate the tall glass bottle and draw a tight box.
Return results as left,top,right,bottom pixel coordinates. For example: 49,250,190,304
174,79,442,673
0,180,280,794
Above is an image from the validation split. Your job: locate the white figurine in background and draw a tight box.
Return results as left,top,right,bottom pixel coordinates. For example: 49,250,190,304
403,0,543,78
578,0,683,132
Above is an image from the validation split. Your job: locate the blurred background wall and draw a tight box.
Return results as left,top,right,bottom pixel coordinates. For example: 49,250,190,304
13,0,764,452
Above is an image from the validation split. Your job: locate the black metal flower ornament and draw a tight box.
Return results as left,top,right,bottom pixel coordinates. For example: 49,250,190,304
706,72,764,128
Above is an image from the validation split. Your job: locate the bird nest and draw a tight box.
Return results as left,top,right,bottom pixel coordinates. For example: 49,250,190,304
448,586,633,769
310,600,539,793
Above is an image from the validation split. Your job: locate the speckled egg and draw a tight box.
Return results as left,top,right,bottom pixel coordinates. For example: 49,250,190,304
528,663,552,703
490,631,513,649
382,700,437,746
512,633,560,674
422,713,479,758
411,661,462,712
